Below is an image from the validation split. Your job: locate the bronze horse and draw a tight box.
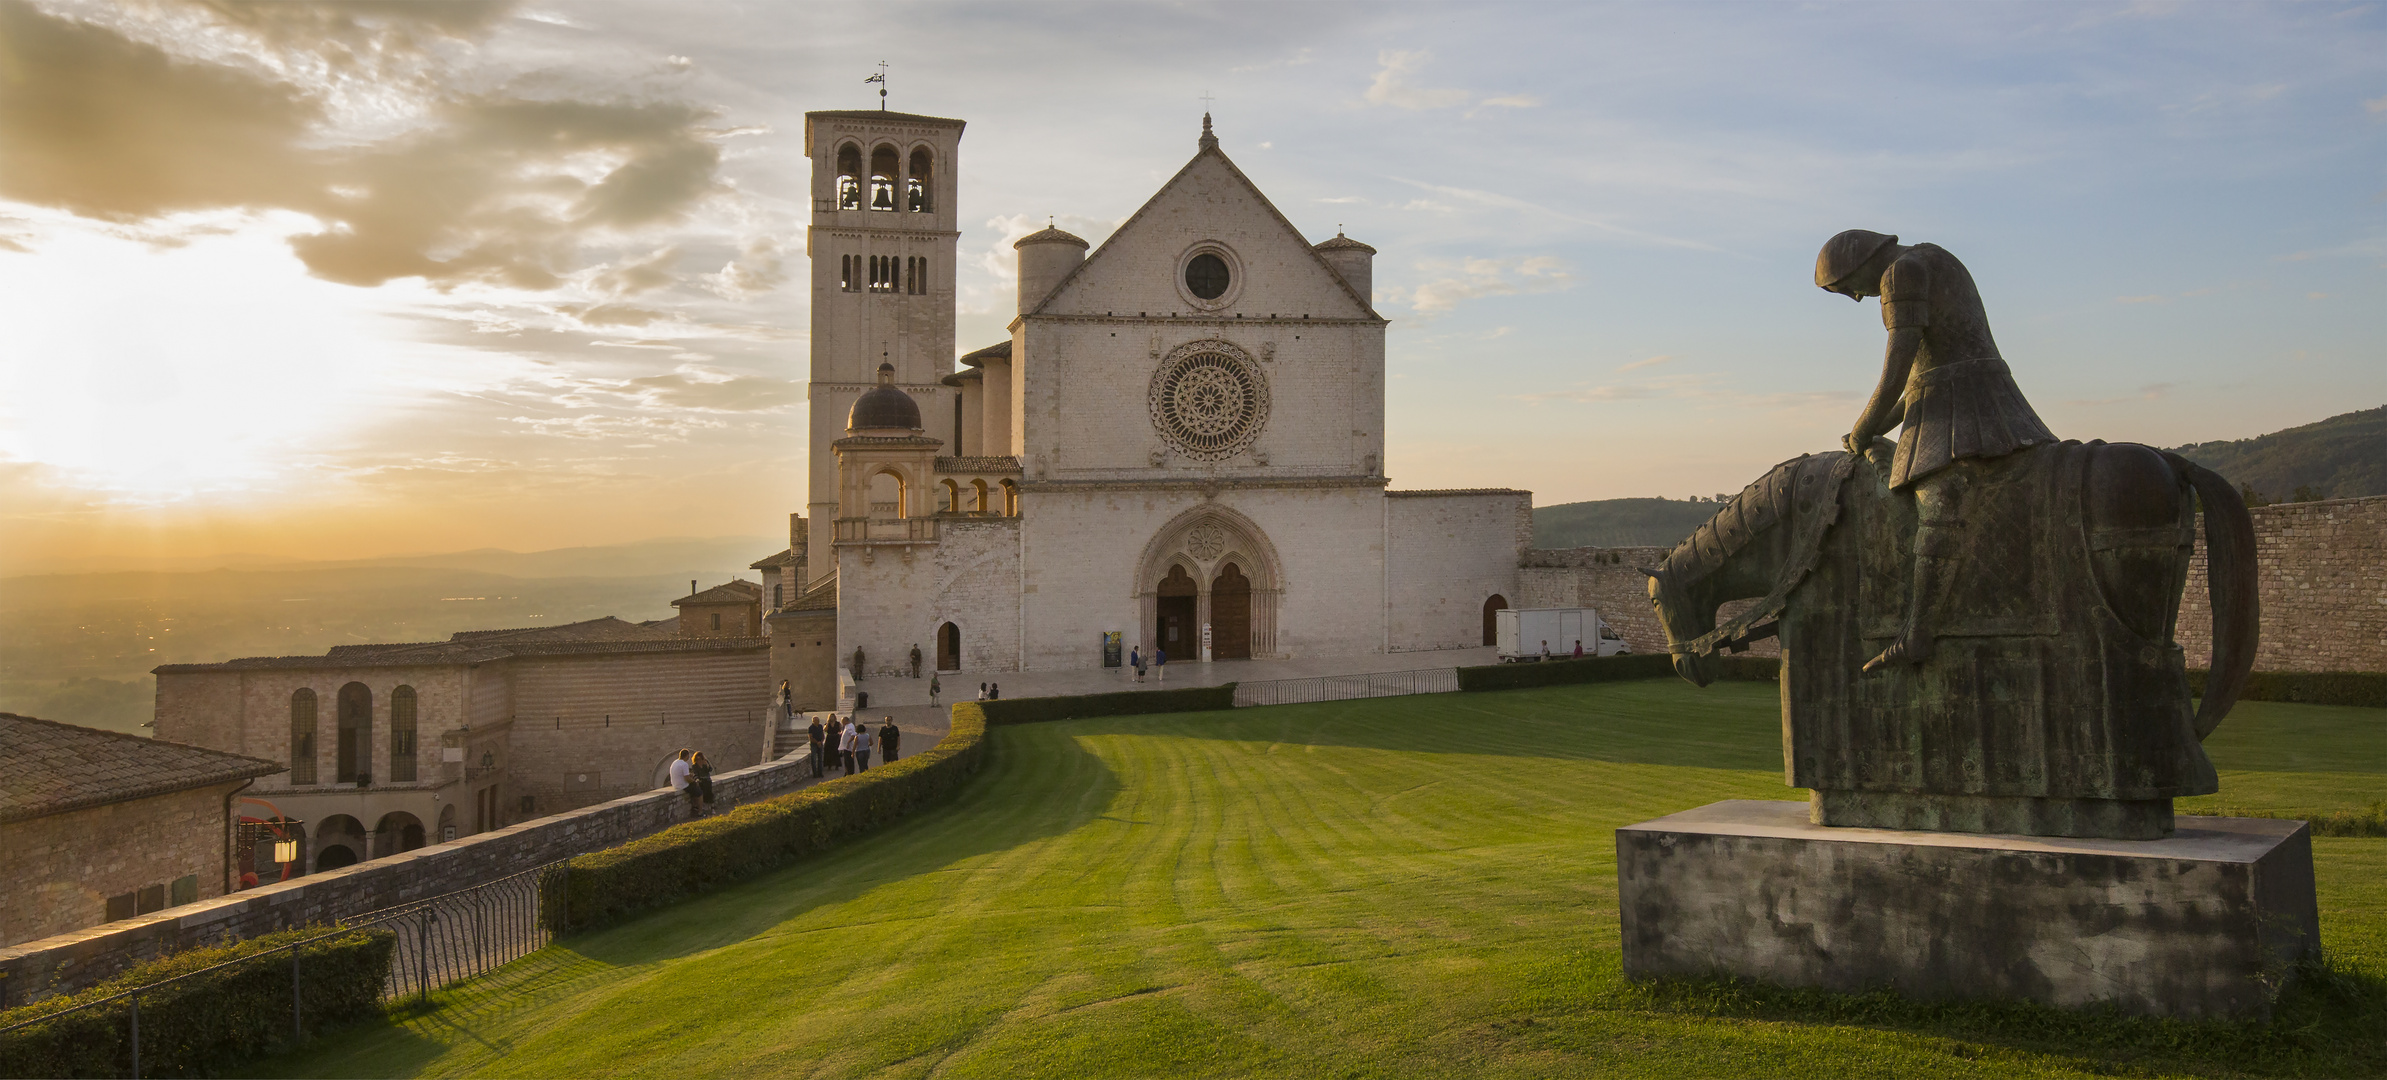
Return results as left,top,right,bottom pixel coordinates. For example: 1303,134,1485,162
1642,438,2259,839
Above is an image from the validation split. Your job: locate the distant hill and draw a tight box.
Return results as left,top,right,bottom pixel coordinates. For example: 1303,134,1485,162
1532,497,1720,549
2170,405,2387,503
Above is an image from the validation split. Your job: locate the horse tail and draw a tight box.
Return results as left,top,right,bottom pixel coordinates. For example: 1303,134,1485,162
2166,453,2258,740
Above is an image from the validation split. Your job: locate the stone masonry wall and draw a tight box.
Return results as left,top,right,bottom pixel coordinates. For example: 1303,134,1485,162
1521,546,1778,659
0,747,820,1006
1387,491,1530,652
0,783,242,949
2175,494,2387,672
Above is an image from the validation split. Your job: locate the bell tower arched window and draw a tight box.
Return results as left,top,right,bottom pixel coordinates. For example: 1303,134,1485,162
835,143,862,210
907,147,933,213
869,145,898,211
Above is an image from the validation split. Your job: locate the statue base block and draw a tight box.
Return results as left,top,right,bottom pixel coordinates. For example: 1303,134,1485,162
1616,800,2317,1018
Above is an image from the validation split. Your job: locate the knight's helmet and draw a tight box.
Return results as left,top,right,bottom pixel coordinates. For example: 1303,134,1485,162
1814,230,1899,291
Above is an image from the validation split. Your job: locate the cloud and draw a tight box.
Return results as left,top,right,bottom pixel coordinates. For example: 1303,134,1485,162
0,3,730,292
590,246,681,296
560,302,667,327
2068,382,2176,406
699,238,784,299
1387,255,1575,313
1465,93,1542,119
1617,354,1675,372
622,364,799,412
1365,50,1471,110
2368,95,2387,115
2115,294,2168,304
1526,385,1657,403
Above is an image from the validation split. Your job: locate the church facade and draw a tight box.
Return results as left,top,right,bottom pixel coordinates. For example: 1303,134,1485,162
784,109,1529,683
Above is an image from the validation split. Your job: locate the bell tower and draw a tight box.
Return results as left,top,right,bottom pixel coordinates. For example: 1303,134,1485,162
801,107,965,572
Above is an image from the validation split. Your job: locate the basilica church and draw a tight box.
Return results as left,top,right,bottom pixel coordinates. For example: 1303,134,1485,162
762,108,1530,697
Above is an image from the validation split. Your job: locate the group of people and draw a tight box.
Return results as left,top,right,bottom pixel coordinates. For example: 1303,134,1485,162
806,713,902,777
668,748,715,816
1126,646,1167,683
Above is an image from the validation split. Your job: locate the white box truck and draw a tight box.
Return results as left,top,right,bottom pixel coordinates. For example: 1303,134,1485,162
1495,608,1630,662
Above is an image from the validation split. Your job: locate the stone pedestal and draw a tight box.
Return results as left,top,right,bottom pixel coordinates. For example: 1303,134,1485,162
1616,800,2318,1018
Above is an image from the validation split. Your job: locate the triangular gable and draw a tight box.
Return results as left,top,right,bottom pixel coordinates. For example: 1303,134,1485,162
1029,140,1381,321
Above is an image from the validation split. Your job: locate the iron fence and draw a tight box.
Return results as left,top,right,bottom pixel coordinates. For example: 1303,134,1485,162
1232,667,1460,707
0,860,569,1078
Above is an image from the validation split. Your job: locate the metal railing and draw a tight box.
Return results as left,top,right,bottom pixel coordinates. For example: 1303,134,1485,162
1232,667,1459,707
0,860,569,1077
358,860,569,1002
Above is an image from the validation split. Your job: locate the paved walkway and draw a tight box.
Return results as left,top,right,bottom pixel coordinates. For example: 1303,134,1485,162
847,646,1499,711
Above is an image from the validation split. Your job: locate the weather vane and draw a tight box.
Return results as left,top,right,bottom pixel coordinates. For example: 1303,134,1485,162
865,62,888,110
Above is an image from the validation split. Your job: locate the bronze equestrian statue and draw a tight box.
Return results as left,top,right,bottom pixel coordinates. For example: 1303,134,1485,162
1644,233,2259,841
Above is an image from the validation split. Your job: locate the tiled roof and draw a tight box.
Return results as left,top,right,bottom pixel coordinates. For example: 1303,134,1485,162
449,616,675,643
936,456,1024,474
1386,488,1530,497
674,580,763,606
774,574,838,614
749,549,801,570
958,340,1011,367
805,109,965,126
0,713,283,823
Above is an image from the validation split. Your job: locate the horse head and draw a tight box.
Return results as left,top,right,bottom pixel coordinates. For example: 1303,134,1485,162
1643,564,1722,687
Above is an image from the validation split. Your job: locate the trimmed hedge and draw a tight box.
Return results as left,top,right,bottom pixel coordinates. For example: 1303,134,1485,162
0,925,393,1079
978,684,1237,725
1455,653,1781,692
561,704,989,932
2189,669,2387,709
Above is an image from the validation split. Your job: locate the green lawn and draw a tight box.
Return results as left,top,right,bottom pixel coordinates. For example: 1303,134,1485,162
260,681,2387,1079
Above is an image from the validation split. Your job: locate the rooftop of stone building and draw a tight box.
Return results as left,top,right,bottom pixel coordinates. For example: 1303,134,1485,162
447,616,677,644
0,713,283,824
1314,232,1377,254
772,575,838,615
804,108,964,126
674,580,763,607
750,548,802,570
1013,226,1087,249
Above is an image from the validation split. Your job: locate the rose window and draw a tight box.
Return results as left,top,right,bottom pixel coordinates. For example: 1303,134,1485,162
1149,341,1269,461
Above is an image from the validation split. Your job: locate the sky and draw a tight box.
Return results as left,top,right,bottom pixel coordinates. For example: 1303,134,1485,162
0,0,2381,572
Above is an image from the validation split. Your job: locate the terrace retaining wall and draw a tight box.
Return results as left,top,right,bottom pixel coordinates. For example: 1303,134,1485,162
0,749,814,1007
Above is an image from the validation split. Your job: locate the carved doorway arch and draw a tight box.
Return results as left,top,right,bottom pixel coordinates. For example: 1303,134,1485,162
1133,505,1285,660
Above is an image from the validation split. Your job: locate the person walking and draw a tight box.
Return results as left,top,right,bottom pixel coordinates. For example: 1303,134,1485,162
853,720,875,772
930,673,941,704
989,682,1001,700
976,682,987,701
1130,646,1144,683
777,680,793,723
1539,640,1552,662
909,644,923,678
689,751,716,815
1572,639,1584,659
807,715,826,778
1154,648,1166,682
668,748,694,812
838,718,858,775
880,718,902,763
825,716,844,774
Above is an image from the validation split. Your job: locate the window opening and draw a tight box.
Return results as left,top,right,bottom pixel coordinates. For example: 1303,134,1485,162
390,685,417,782
1185,253,1230,300
836,143,863,210
336,682,372,784
1001,479,1020,516
907,147,934,212
289,688,317,785
869,145,898,211
972,478,990,513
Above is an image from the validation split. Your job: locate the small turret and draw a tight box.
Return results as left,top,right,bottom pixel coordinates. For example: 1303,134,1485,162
1314,232,1376,305
1015,225,1087,314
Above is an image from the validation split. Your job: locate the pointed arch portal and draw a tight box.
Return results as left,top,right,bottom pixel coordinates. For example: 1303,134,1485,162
1134,505,1284,661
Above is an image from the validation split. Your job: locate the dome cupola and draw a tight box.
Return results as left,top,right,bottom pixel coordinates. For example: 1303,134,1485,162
847,363,922,432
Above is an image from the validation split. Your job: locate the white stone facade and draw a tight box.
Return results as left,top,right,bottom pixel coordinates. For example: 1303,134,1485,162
808,112,1526,675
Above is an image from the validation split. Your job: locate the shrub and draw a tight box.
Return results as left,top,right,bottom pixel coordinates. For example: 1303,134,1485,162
2183,802,2387,838
2189,669,2387,709
0,925,393,1079
978,684,1236,725
1455,653,1779,692
562,705,989,932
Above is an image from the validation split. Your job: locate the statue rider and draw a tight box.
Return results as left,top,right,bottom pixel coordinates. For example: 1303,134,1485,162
1816,230,2056,674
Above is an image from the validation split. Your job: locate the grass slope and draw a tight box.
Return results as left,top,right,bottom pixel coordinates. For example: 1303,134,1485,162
1531,497,1720,549
261,682,2387,1079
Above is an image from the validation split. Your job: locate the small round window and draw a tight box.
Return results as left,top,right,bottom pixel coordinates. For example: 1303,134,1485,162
1184,253,1230,300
